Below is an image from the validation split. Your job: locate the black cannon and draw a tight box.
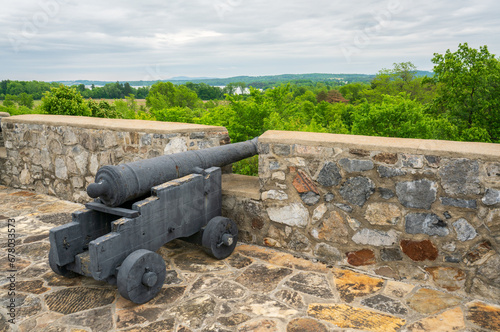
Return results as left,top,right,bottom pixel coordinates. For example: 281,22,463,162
49,137,258,304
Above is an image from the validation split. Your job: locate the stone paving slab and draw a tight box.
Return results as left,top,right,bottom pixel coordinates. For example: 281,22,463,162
1,186,500,332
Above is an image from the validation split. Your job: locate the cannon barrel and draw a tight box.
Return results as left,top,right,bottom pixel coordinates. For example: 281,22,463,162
87,137,258,207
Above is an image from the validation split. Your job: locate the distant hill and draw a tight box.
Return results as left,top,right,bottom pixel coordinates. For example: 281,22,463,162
54,73,377,88
416,70,433,77
54,71,433,89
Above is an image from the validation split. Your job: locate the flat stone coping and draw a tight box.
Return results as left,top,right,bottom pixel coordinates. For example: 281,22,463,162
222,173,260,200
260,130,500,161
2,114,227,134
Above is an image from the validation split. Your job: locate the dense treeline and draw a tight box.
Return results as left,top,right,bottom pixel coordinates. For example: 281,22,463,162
0,72,360,102
0,81,151,101
0,80,59,100
1,43,498,174
55,73,378,90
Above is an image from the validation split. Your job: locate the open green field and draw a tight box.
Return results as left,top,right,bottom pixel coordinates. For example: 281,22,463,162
98,99,147,107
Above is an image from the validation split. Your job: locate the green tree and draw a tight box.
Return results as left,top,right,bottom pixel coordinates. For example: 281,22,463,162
222,82,248,96
351,94,458,140
7,81,24,95
17,92,34,108
339,83,369,104
3,94,17,107
428,43,500,142
146,82,201,110
152,107,199,123
87,99,120,118
0,80,9,96
40,85,91,116
363,62,436,104
123,82,133,96
185,82,224,100
114,99,155,120
125,94,138,112
196,87,271,143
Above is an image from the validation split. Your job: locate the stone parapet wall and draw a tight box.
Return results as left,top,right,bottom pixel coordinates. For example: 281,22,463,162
0,111,10,147
231,130,500,303
2,116,500,304
0,114,229,203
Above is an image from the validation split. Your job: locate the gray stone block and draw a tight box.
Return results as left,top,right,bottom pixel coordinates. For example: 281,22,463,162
377,166,407,178
396,179,437,209
324,193,335,202
440,197,477,209
405,213,449,237
439,159,480,195
258,143,270,155
352,229,399,247
378,188,395,199
452,218,477,242
189,132,205,139
317,162,342,187
314,243,342,261
339,158,374,173
267,203,309,228
273,144,291,156
445,256,461,263
381,248,403,261
361,295,408,315
301,192,321,206
401,154,423,168
269,160,280,170
482,189,500,206
425,155,440,167
339,177,375,207
334,203,353,213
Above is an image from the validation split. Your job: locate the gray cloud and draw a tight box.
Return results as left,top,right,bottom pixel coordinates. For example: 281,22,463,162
1,0,499,81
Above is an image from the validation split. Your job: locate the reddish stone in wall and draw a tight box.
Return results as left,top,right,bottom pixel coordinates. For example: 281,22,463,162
346,249,376,266
400,239,438,261
292,169,319,194
251,218,264,230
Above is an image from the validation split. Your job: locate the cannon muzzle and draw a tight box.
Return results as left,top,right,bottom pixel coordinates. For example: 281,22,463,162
87,137,258,207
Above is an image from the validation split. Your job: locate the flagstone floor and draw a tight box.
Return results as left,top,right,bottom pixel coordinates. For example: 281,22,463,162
0,185,499,332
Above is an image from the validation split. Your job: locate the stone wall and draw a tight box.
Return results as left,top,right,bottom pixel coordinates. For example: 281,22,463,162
0,114,230,203
0,112,10,147
228,130,500,303
2,115,500,303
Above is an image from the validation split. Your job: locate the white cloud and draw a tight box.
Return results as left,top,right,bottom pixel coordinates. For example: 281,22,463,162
0,0,499,80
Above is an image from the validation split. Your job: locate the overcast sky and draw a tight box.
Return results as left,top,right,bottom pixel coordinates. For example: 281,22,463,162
1,0,499,81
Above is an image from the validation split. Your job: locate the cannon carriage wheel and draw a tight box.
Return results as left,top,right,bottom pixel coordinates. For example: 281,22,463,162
117,249,166,304
202,216,238,260
49,250,78,278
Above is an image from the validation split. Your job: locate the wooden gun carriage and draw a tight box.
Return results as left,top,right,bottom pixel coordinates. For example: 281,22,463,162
48,138,258,304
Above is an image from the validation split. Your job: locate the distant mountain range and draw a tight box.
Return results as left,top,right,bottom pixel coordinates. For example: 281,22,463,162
55,71,433,87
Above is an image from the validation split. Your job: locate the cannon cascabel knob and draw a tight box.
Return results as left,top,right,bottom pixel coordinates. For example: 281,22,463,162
87,180,109,198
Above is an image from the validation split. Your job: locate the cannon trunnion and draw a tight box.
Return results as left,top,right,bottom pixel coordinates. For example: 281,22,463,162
49,138,257,304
